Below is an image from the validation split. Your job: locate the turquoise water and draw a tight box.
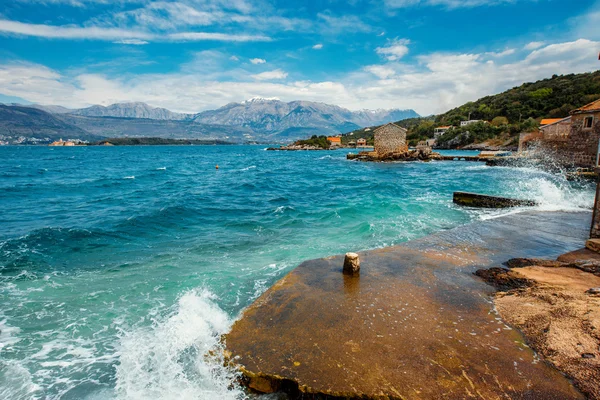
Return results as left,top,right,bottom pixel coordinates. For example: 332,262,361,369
0,145,594,399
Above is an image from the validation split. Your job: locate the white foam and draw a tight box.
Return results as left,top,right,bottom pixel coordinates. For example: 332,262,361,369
123,176,135,180
115,289,243,400
0,360,40,399
0,318,21,351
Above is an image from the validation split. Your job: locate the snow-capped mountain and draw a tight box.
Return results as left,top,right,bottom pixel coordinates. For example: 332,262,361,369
6,99,418,142
193,98,419,137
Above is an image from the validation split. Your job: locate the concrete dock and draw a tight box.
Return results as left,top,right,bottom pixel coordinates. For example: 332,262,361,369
225,211,592,399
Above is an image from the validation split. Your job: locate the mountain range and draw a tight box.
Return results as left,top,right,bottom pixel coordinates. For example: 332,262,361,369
0,98,418,144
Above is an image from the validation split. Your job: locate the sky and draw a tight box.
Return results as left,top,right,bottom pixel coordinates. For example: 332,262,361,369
0,0,599,115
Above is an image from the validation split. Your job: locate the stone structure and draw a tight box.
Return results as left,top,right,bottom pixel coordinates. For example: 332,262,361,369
567,100,600,167
342,252,360,275
373,122,407,156
519,99,600,167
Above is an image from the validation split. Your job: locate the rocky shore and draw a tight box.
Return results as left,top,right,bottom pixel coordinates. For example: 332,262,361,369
476,250,600,399
347,147,442,161
266,144,332,151
224,211,592,399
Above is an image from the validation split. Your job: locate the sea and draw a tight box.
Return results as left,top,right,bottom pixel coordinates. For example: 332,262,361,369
0,145,595,399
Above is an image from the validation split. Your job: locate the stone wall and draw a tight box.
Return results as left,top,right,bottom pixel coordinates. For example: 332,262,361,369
541,118,571,140
565,113,600,167
533,112,600,168
374,123,407,156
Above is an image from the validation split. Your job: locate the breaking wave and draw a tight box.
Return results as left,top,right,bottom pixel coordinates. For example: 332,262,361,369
114,289,244,400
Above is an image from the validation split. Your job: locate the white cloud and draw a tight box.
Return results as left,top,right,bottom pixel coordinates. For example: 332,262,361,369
376,38,410,61
168,32,270,42
312,43,323,50
384,0,532,9
1,39,598,116
250,58,266,64
316,13,372,34
250,69,288,80
524,41,545,50
485,48,515,57
229,55,239,61
0,19,271,42
114,39,149,45
364,65,395,79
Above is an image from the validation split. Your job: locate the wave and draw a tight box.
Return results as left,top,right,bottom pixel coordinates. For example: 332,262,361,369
115,289,243,400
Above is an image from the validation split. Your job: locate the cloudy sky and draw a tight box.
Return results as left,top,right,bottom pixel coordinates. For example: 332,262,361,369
0,0,599,114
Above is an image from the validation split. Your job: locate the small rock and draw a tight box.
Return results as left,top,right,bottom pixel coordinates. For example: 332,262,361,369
585,287,600,295
585,239,600,254
343,252,360,275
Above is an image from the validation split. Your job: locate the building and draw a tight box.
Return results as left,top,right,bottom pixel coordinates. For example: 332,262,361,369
460,120,485,127
327,136,342,147
519,99,600,167
373,123,408,156
433,126,451,138
518,117,571,152
567,99,600,166
356,138,367,147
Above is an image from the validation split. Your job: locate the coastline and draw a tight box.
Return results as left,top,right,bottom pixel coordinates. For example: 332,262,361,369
225,210,592,399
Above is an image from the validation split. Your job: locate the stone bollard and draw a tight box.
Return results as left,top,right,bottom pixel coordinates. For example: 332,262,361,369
343,252,360,275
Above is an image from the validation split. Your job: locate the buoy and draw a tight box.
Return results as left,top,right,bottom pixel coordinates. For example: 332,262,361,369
216,165,219,170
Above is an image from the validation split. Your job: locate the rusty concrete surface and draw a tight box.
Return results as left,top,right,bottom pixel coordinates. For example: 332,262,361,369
225,211,592,399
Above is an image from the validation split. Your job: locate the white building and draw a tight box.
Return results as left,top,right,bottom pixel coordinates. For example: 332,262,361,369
460,120,485,127
433,126,451,138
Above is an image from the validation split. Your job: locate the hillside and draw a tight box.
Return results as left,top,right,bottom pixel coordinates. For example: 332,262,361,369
343,70,600,148
1,99,419,143
192,98,419,137
0,105,103,144
70,102,193,120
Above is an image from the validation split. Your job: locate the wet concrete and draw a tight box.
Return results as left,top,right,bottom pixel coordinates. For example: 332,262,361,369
225,211,592,399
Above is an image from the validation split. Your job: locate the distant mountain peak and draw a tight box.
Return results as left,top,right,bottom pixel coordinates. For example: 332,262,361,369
241,97,281,104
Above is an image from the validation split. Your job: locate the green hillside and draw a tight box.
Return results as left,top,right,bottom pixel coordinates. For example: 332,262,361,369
343,70,600,148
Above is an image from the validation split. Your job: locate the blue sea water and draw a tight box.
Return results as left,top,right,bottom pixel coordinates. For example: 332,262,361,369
0,145,594,399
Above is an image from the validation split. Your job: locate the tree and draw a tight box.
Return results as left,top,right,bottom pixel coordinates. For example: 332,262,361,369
491,116,509,126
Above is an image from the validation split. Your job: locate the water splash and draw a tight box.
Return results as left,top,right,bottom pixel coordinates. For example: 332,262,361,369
115,289,244,400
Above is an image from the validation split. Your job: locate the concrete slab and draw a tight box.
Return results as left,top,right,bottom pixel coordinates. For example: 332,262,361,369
225,211,592,399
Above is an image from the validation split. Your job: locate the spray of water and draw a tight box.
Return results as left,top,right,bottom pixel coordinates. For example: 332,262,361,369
115,289,244,400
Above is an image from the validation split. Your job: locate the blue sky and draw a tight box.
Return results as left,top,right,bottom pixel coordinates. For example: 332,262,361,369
0,0,599,114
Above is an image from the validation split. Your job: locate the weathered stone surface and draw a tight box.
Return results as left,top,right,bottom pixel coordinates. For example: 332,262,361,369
587,287,600,295
346,149,442,162
482,265,600,399
587,238,600,253
373,123,407,156
474,267,533,290
225,211,591,399
453,191,538,208
343,252,360,275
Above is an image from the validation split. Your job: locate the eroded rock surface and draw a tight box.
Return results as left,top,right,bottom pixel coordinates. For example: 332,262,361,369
225,211,591,399
481,264,600,399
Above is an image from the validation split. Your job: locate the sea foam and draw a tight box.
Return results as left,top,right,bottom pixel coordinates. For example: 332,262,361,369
115,289,243,400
